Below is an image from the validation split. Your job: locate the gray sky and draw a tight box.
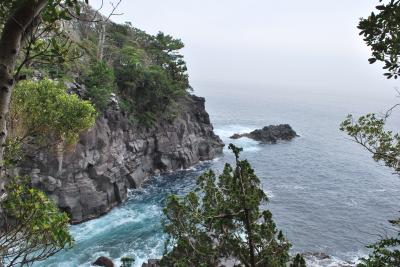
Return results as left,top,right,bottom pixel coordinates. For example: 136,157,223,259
93,0,399,98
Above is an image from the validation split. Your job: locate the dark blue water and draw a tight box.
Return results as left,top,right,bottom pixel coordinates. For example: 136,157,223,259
37,84,400,267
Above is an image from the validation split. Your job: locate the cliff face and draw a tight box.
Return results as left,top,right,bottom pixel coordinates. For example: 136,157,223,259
21,95,223,223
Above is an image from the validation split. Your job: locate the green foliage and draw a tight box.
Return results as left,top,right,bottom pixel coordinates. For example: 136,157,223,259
291,254,307,267
149,32,190,91
82,61,115,111
11,79,97,145
0,176,73,266
341,114,400,173
115,42,187,126
357,217,400,267
0,0,87,78
161,144,291,267
342,1,400,265
359,0,400,79
2,138,23,168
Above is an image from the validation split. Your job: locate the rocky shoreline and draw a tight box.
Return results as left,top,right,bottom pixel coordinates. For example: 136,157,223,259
19,94,224,223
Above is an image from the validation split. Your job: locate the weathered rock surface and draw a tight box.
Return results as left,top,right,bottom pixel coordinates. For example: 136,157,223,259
93,256,114,267
230,124,297,144
141,259,160,267
20,95,223,223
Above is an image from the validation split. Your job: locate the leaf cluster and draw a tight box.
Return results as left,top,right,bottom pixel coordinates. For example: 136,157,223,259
357,217,400,266
341,114,400,173
81,60,115,111
113,32,189,126
10,79,97,146
359,0,400,78
0,176,73,266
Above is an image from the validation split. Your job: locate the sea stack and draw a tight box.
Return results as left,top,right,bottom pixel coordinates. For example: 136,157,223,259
230,124,298,144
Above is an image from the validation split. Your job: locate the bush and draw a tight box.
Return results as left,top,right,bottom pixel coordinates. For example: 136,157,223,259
0,176,73,266
83,61,115,111
10,79,97,145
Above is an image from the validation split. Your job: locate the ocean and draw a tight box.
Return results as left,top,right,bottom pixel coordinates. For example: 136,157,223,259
36,83,400,267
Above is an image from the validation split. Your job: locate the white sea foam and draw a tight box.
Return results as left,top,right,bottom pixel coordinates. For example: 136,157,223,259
215,125,261,152
71,204,161,242
303,251,365,267
264,190,274,198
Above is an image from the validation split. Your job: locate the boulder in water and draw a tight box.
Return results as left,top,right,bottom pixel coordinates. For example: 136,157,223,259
142,259,160,267
93,256,114,267
230,124,298,144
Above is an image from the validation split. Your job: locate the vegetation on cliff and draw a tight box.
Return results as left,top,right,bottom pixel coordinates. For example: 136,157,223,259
10,79,97,146
0,0,193,265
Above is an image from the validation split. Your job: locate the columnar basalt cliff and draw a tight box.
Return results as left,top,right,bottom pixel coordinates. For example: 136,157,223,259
20,95,223,223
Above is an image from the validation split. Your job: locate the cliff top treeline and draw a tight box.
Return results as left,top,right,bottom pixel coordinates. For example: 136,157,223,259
19,4,192,126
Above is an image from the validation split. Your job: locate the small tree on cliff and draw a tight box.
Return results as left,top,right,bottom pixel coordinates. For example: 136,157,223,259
0,0,121,175
0,0,81,175
8,79,97,172
0,78,96,266
161,144,293,267
340,0,400,265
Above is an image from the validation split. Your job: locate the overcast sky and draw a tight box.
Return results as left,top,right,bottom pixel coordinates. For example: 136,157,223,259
93,0,399,98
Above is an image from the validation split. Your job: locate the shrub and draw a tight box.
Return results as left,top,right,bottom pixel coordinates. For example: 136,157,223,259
10,79,97,146
83,61,115,111
0,176,73,266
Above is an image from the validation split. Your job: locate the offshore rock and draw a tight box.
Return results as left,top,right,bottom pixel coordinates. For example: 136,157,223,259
21,95,224,223
93,256,114,267
230,124,297,144
141,259,160,267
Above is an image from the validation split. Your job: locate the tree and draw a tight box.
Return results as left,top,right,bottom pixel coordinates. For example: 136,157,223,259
0,176,73,266
82,60,115,111
9,79,97,173
358,0,400,79
0,0,83,174
340,1,400,265
0,0,121,175
161,144,291,267
290,254,307,267
114,42,188,126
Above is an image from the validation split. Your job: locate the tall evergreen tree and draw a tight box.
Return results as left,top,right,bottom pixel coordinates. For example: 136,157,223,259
161,144,292,267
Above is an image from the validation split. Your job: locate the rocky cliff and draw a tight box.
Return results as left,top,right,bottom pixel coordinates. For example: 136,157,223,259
20,95,223,223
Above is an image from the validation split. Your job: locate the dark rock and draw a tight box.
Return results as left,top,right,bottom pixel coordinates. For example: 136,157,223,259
93,256,114,267
141,259,160,267
302,252,331,260
20,94,224,223
230,124,297,144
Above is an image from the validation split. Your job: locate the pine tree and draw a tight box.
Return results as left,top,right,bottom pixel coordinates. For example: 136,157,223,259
161,144,292,267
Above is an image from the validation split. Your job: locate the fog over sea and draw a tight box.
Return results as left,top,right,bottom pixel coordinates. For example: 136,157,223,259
36,82,400,267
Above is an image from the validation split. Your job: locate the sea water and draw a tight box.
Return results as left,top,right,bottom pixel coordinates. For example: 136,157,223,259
36,83,400,266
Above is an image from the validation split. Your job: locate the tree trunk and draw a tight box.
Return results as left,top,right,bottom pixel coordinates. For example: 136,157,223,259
56,141,64,175
236,160,256,267
97,22,106,61
0,0,48,176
